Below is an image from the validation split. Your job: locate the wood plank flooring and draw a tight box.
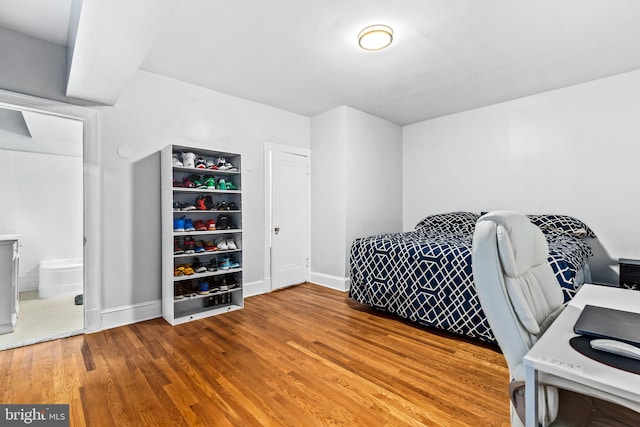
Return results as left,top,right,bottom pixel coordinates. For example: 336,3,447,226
0,283,511,426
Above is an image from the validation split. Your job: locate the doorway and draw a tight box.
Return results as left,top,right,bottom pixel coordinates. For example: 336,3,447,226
0,91,101,350
264,143,310,291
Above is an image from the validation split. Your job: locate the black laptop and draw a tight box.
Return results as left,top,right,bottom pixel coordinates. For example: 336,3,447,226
573,304,640,346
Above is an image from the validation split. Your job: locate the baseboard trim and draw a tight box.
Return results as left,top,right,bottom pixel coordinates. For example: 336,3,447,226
310,272,350,292
100,299,161,331
244,279,266,297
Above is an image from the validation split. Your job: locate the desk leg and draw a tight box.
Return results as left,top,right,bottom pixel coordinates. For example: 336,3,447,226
525,364,538,427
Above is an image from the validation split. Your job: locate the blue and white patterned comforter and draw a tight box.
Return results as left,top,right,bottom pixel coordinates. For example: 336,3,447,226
349,228,593,343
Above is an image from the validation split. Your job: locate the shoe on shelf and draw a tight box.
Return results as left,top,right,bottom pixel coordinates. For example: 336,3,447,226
182,152,196,168
193,257,207,273
182,201,196,211
226,239,237,250
174,237,184,255
215,238,228,251
219,257,232,270
217,178,227,190
225,161,238,172
173,201,183,210
194,240,206,253
183,265,195,275
182,216,195,232
204,176,216,189
215,215,232,230
227,256,240,269
206,219,216,230
184,236,195,254
174,265,185,276
189,174,206,189
196,195,207,210
196,157,207,169
228,202,238,211
182,176,196,188
207,259,218,272
206,159,218,170
226,180,237,190
215,201,228,211
172,153,183,167
194,220,207,231
197,281,210,295
173,178,183,187
174,283,185,300
217,157,230,170
204,195,215,210
173,218,185,232
204,240,217,251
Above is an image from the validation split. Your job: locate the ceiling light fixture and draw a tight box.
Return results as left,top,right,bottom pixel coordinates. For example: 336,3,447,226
358,24,393,51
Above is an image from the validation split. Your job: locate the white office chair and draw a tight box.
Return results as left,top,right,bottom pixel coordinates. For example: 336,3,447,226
472,210,640,427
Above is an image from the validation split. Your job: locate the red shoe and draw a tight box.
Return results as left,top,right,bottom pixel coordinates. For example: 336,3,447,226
193,220,207,231
184,236,195,254
206,219,216,230
204,241,217,251
196,196,207,210
174,237,184,255
182,177,196,188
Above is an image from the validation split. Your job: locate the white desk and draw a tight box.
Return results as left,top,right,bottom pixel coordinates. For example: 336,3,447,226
523,284,640,426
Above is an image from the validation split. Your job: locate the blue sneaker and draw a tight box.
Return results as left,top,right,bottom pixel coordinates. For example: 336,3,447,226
219,257,232,270
228,257,240,269
197,281,210,295
181,216,195,232
173,218,185,232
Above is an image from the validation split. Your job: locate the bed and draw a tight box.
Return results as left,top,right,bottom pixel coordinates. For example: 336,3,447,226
348,212,595,344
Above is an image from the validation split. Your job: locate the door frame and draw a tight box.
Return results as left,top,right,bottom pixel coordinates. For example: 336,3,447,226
263,142,311,293
0,89,102,333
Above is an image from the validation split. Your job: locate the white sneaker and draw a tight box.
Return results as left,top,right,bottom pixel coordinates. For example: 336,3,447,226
172,153,183,166
216,238,228,251
182,152,196,168
217,157,230,170
226,239,237,250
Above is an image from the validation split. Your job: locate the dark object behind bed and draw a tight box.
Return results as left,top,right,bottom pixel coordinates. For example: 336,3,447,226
349,212,594,343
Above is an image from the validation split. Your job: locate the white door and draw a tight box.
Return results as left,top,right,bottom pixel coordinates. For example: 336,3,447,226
270,150,310,290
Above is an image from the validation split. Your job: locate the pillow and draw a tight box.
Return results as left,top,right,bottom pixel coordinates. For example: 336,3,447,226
527,214,596,238
415,211,479,234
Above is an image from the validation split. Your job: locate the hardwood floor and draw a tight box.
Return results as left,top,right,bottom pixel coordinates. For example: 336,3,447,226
0,283,511,426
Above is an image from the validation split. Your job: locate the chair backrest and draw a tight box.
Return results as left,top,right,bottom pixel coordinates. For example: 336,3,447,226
472,211,565,425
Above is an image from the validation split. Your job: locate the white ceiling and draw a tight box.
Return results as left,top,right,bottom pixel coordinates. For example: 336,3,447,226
2,0,640,125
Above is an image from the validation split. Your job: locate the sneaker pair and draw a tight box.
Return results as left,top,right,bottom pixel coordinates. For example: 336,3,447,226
195,157,207,169
193,257,207,273
178,216,195,232
182,152,196,168
217,157,238,171
219,257,240,270
215,238,237,251
184,236,195,253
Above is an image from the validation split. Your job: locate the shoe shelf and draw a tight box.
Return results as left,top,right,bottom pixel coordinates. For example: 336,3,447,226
173,229,242,235
162,144,244,326
172,166,240,175
173,267,243,282
173,188,242,194
174,249,241,259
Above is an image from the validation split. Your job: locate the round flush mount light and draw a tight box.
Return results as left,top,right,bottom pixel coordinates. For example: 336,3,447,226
358,24,394,50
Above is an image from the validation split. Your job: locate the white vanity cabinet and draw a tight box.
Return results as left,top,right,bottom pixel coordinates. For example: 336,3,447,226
0,235,20,334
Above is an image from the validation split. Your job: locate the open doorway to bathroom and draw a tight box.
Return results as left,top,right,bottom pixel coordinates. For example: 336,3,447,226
0,104,84,350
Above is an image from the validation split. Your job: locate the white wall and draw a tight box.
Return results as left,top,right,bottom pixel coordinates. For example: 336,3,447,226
310,107,348,283
403,69,640,284
98,70,310,319
0,149,83,291
311,106,402,290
